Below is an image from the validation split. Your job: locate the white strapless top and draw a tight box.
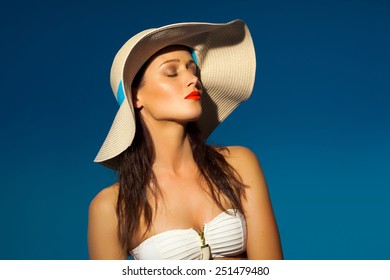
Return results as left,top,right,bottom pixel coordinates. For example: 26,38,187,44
130,209,246,260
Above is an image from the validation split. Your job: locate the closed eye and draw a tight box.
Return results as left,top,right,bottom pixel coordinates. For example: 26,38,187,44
187,61,198,76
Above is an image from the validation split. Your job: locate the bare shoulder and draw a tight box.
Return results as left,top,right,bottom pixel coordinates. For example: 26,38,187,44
221,147,283,259
221,145,258,161
220,146,262,177
220,145,267,196
88,182,119,231
89,182,119,215
88,182,126,259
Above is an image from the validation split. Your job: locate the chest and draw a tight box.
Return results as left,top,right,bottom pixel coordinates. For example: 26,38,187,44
145,176,230,235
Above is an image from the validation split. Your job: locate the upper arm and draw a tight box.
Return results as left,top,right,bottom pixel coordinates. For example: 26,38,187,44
88,184,127,260
226,146,283,260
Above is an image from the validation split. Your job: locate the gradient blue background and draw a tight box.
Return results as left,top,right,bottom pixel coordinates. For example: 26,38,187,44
1,0,389,260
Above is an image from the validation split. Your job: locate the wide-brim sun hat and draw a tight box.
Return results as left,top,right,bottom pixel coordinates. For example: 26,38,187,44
95,19,256,168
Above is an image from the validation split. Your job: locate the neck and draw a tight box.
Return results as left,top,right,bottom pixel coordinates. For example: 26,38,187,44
145,120,195,175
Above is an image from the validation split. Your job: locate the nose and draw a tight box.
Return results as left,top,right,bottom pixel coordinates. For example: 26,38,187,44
186,71,201,90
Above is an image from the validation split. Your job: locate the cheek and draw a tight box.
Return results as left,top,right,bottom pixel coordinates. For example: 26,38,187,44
150,82,182,103
140,82,183,113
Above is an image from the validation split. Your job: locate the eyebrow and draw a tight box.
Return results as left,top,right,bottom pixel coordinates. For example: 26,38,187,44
159,59,196,68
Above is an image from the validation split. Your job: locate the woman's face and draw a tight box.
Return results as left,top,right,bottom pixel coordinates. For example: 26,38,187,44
133,45,202,127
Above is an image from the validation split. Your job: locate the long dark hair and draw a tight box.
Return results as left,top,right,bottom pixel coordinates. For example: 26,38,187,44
115,113,247,252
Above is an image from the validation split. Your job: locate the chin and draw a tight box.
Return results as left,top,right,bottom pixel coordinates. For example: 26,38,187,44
188,111,202,122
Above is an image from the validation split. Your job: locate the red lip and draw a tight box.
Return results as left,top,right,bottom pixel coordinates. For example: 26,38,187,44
185,91,201,100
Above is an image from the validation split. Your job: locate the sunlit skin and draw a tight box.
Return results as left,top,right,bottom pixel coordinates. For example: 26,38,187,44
88,46,283,260
134,46,203,131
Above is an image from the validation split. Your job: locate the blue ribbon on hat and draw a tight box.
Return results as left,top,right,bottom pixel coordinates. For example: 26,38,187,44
191,49,198,65
117,80,125,106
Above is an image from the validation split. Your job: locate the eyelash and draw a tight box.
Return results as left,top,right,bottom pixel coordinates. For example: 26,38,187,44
166,65,198,78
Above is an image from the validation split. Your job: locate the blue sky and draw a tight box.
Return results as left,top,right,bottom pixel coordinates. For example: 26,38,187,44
1,0,389,259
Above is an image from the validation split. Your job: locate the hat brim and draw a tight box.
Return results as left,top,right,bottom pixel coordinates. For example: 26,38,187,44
95,19,256,168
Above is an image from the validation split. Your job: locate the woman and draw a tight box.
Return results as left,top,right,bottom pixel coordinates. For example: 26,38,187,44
88,19,283,260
